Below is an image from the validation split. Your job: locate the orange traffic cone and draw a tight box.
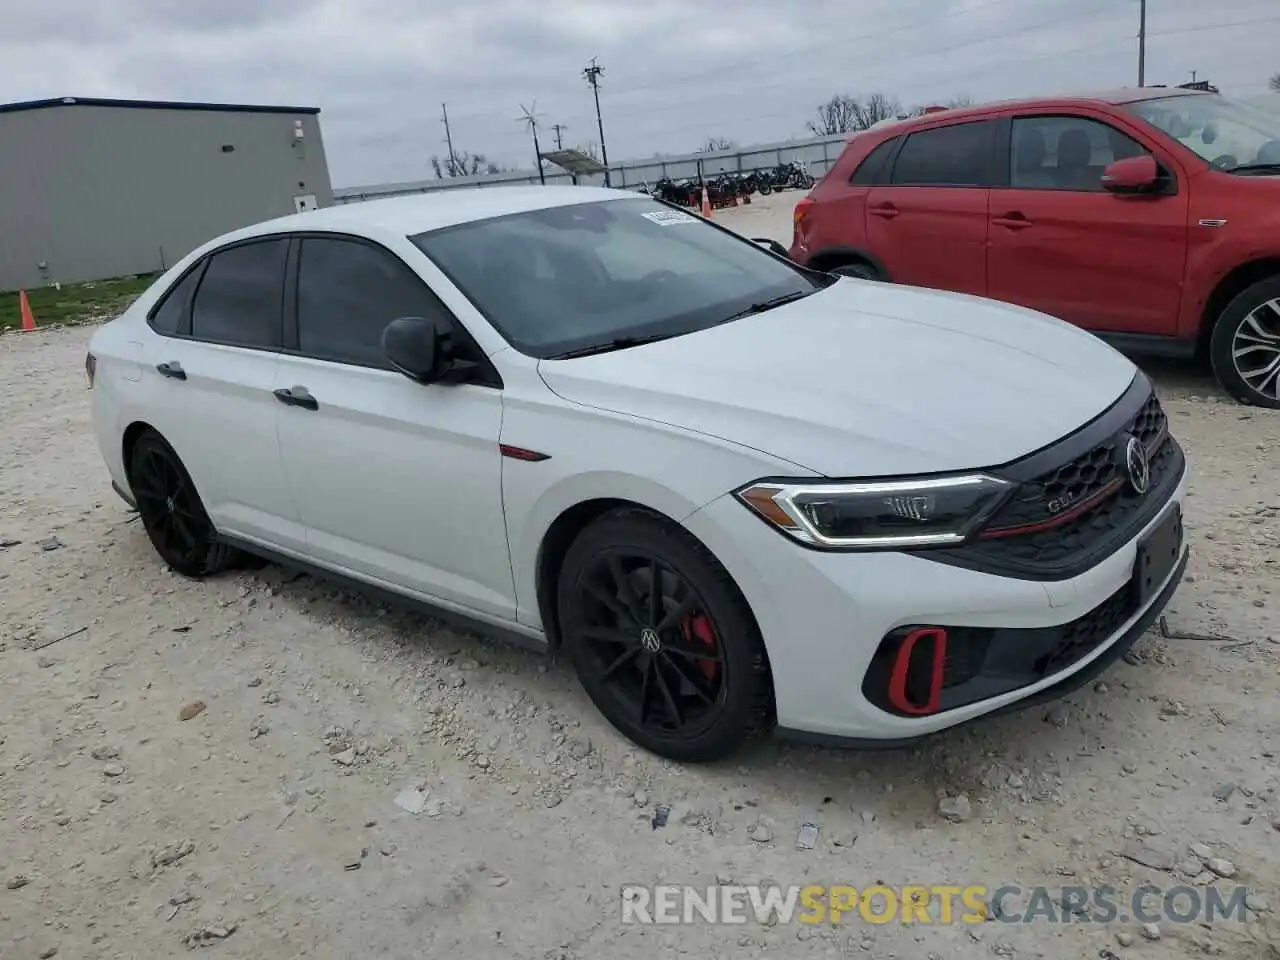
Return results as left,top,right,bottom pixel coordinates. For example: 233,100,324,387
701,185,712,218
18,290,37,332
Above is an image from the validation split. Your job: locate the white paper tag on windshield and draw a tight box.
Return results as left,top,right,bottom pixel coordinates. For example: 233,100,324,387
642,210,698,226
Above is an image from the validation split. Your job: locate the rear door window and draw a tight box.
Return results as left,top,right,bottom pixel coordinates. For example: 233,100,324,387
890,121,997,186
850,137,899,185
190,239,288,349
148,264,204,336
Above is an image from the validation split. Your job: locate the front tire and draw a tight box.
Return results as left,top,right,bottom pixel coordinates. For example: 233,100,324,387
556,508,774,762
1209,276,1280,408
128,429,238,577
831,261,881,282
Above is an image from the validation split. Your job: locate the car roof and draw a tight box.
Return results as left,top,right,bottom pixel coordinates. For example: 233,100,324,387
853,87,1210,138
234,185,629,242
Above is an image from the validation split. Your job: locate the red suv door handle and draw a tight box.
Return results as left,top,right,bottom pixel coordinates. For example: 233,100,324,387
869,203,899,219
993,211,1031,230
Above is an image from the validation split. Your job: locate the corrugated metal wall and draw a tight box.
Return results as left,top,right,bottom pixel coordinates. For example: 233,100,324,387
333,132,851,204
0,106,333,290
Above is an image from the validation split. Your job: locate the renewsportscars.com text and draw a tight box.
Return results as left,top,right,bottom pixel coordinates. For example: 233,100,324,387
620,883,1251,926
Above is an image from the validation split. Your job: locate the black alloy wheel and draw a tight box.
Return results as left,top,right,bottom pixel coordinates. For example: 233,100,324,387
558,508,773,762
128,429,236,577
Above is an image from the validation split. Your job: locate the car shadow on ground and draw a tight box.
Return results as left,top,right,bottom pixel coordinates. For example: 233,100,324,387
221,545,1175,835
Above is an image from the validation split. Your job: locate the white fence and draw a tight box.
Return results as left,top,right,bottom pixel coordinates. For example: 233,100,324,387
332,132,852,204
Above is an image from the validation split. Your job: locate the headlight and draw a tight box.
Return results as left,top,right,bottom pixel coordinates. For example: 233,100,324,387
735,474,1013,550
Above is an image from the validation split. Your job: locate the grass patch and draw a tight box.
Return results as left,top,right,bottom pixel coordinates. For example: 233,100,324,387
0,274,158,331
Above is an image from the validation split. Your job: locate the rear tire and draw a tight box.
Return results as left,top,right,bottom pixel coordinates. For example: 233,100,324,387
556,507,774,762
1208,275,1280,409
127,429,239,577
830,261,881,282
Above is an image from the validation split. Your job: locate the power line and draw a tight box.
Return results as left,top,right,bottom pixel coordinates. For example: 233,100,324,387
381,9,1278,168
432,0,1245,132
593,0,1119,127
433,0,1063,121
1146,12,1280,37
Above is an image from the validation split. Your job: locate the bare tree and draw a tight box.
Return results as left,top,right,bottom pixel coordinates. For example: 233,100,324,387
808,93,904,135
699,136,737,153
1270,72,1280,92
430,151,490,179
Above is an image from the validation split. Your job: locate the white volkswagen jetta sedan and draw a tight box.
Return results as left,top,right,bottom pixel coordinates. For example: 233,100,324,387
87,186,1188,761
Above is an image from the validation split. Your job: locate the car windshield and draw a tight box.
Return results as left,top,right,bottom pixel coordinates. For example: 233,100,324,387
410,196,824,359
1125,94,1280,172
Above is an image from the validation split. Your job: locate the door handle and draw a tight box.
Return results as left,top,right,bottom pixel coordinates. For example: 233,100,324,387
992,212,1032,230
155,361,186,380
869,203,899,219
273,386,318,411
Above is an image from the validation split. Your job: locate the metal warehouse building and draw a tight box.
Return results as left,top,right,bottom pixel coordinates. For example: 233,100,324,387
0,97,333,291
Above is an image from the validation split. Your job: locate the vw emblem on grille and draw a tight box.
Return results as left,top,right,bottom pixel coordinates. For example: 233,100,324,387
1124,435,1150,495
639,628,661,653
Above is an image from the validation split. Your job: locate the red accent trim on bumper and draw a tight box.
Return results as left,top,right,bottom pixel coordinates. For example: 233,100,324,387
886,627,947,716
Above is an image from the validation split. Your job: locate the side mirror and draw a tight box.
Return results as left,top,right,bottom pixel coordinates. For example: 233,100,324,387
1101,155,1159,194
752,237,791,259
382,316,477,385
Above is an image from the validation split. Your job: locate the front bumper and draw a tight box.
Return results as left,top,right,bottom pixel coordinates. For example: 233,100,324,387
682,465,1189,743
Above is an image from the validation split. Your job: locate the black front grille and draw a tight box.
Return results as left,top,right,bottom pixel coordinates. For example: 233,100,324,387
913,377,1183,582
984,391,1168,534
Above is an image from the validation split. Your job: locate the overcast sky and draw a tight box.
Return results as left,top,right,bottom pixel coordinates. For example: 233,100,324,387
3,0,1277,187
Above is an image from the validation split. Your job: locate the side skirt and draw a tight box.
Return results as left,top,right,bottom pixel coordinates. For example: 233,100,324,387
217,533,551,657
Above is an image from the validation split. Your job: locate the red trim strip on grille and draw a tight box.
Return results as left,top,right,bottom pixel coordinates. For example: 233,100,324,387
980,427,1168,540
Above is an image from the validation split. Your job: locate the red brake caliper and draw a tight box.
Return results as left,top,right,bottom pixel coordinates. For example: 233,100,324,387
681,613,719,680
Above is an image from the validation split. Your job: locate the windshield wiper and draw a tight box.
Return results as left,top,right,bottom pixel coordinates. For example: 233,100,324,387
719,290,813,324
1229,162,1280,175
548,332,679,360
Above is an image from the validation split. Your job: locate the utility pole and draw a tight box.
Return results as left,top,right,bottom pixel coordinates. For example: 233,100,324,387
440,102,458,176
1189,70,1197,84
1137,0,1147,87
583,58,611,186
518,103,546,185
552,124,567,151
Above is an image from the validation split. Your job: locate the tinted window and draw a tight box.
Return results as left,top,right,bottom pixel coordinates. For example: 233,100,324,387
850,137,899,185
191,240,287,348
891,121,995,186
411,197,822,359
149,264,203,336
1011,116,1151,191
296,238,450,367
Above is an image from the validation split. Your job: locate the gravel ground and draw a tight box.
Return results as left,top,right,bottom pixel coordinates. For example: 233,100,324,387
2,192,1279,960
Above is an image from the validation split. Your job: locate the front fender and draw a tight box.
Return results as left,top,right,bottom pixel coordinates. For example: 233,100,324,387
498,381,808,630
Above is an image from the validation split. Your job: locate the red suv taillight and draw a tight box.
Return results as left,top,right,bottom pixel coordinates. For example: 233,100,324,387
793,196,814,229
85,352,96,388
792,196,815,255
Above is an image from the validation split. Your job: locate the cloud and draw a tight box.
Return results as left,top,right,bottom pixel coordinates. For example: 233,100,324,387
2,0,1276,187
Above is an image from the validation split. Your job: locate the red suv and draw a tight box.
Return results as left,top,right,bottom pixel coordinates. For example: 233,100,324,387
790,88,1280,408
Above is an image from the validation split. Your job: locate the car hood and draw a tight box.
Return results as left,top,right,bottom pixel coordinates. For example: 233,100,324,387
537,280,1138,476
